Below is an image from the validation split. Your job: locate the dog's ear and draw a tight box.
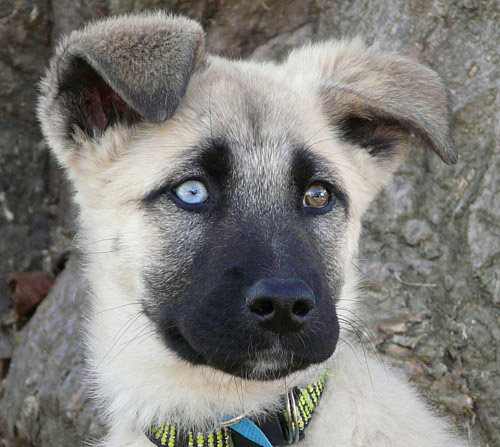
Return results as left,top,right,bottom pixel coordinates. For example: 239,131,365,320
286,38,456,177
38,12,205,163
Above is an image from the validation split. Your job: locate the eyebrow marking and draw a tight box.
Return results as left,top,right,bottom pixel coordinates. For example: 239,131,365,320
197,137,232,182
142,137,233,205
292,148,350,213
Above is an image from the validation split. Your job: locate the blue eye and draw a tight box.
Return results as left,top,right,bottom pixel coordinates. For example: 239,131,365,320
174,180,209,205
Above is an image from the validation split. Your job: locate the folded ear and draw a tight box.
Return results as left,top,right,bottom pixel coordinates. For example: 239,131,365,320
286,38,457,169
38,12,205,160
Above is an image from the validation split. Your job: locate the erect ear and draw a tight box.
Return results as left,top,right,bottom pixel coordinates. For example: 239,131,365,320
38,12,205,161
286,38,457,172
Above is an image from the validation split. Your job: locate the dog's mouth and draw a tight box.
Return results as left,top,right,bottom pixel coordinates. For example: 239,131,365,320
207,346,315,381
221,358,312,381
240,350,314,381
164,323,332,381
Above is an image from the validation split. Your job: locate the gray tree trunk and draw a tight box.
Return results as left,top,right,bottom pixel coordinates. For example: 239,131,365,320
0,1,497,446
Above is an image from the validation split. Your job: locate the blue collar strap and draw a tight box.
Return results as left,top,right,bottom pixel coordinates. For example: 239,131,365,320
146,376,326,446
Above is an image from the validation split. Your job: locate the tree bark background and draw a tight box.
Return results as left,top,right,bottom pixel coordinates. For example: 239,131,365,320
0,1,497,446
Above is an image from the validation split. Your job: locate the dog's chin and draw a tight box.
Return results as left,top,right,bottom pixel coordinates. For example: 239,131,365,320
198,353,315,381
222,356,314,381
163,325,328,381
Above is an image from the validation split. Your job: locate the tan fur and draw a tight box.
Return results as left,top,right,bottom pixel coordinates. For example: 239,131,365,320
37,13,468,447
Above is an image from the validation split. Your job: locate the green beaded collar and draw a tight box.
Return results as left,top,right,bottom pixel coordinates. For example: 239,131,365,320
146,376,326,447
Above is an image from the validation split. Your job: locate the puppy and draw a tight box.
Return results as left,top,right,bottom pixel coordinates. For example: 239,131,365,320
38,12,468,447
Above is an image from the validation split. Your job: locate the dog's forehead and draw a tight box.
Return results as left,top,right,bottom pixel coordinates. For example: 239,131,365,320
108,58,346,203
178,59,332,173
189,59,305,147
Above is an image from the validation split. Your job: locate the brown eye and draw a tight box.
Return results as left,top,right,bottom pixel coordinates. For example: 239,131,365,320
303,183,330,208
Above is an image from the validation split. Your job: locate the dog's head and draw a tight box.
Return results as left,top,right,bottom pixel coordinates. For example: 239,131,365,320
39,11,455,408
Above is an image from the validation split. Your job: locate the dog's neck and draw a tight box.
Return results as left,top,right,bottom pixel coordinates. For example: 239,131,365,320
145,375,327,447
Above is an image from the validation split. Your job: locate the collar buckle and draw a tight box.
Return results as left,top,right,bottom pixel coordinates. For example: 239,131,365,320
220,413,246,427
285,391,300,444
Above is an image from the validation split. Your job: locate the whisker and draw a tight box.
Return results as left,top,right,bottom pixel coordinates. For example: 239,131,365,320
338,308,387,372
70,237,119,250
339,298,379,310
110,326,157,364
97,312,144,367
350,261,385,286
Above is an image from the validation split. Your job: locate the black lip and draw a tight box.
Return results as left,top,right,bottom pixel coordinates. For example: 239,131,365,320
163,322,327,381
164,323,205,365
228,356,314,381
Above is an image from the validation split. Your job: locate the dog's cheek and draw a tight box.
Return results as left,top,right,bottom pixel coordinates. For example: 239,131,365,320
140,207,212,321
311,210,349,291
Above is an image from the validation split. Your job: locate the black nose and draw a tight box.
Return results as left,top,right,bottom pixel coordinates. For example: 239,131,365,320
246,278,316,334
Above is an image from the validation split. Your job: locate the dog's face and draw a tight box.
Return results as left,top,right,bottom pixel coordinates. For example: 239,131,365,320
141,71,350,379
38,12,455,413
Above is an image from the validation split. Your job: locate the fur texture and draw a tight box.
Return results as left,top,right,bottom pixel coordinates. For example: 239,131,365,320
38,12,469,447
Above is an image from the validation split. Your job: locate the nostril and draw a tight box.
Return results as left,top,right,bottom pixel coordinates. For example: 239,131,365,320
245,278,316,333
249,297,274,317
292,299,313,317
